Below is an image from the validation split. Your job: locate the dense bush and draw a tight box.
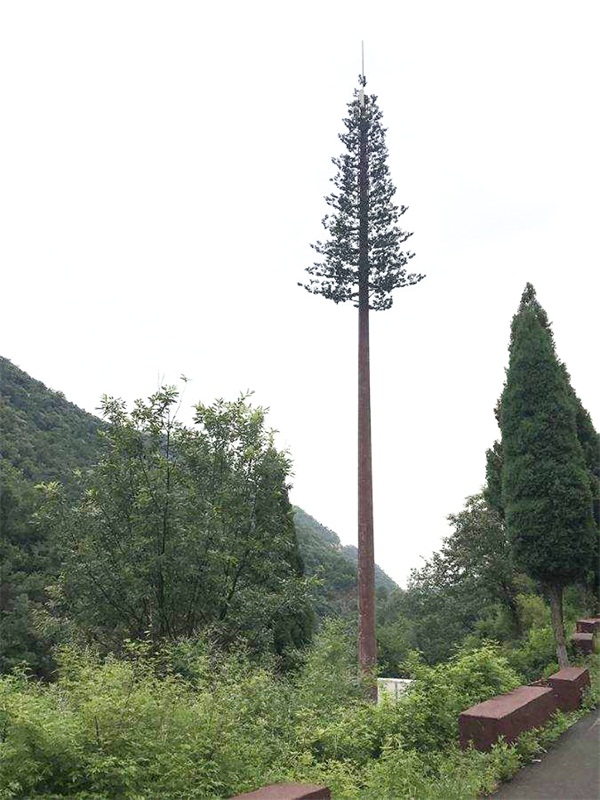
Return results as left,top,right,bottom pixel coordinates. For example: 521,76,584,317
388,645,521,752
2,625,591,799
506,625,558,682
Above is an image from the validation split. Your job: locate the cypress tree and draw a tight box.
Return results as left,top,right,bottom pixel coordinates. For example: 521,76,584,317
499,283,596,667
300,75,424,677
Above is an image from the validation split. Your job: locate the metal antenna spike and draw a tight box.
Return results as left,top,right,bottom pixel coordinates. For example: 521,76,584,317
359,41,366,105
361,40,365,80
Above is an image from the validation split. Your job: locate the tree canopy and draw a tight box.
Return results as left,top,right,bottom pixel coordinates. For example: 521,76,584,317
403,495,522,663
500,285,595,587
39,388,313,657
498,284,597,665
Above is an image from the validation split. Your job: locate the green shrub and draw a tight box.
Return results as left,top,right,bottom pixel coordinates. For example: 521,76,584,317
516,592,550,631
362,742,436,799
507,624,558,682
0,635,589,799
379,644,521,752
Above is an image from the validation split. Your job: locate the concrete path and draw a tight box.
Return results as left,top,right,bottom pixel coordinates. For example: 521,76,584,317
493,706,600,799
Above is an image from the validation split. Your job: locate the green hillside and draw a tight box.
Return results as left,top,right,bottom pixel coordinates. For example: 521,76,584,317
293,507,397,617
0,356,105,486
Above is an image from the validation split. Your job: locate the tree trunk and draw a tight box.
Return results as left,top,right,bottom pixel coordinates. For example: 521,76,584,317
357,94,376,687
547,584,569,669
507,594,523,639
500,582,522,638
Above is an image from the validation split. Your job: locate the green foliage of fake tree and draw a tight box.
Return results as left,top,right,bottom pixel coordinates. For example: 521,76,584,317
300,78,424,673
300,79,423,309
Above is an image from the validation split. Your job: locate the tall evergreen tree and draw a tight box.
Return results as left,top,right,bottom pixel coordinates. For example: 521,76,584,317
300,75,424,676
485,306,600,611
499,284,596,667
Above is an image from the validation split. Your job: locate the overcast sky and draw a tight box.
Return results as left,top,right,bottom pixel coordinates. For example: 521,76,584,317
2,1,598,586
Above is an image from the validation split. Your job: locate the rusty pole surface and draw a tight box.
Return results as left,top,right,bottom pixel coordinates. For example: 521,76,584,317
357,93,377,680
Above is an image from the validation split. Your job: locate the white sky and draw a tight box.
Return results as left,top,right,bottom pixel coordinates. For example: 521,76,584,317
1,1,598,586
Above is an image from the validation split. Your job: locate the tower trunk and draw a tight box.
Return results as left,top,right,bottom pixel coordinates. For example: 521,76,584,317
357,93,377,685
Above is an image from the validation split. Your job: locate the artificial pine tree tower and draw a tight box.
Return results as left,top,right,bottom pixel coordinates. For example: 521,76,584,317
301,73,424,675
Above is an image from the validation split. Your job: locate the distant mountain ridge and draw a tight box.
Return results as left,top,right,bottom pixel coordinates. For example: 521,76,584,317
0,356,397,618
293,506,397,592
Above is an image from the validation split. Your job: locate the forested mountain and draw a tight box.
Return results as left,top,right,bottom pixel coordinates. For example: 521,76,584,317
293,507,397,617
0,356,105,486
1,357,106,672
0,356,397,673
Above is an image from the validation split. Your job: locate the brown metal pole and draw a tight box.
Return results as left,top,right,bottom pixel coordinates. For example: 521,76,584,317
357,94,377,682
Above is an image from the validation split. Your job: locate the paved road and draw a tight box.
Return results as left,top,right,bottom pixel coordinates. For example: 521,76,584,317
493,706,600,799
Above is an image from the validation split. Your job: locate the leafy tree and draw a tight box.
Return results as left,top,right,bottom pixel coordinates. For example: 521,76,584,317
445,495,521,636
486,388,599,510
375,587,415,676
40,388,313,658
486,357,599,610
300,75,424,675
402,550,484,665
400,495,527,664
484,434,504,520
499,284,596,667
